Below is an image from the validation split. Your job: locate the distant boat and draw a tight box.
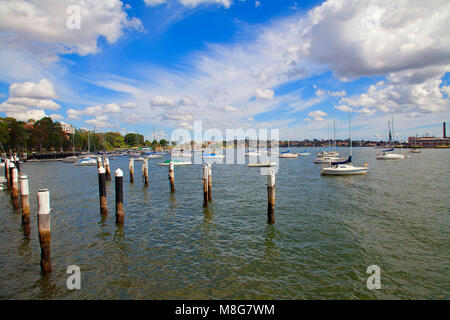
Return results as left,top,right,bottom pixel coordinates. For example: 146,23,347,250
321,109,369,175
298,151,311,156
409,149,421,153
245,151,261,157
279,150,298,158
203,151,225,158
248,161,277,167
145,152,163,159
376,148,406,160
377,115,406,160
157,159,192,166
314,155,345,163
62,156,79,163
73,158,97,166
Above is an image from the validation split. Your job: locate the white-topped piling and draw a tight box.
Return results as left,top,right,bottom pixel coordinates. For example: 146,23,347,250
37,189,52,274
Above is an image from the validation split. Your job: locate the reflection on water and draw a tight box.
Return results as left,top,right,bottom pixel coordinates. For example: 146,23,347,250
0,147,449,299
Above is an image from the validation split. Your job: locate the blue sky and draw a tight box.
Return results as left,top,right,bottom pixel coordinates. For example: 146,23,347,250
0,0,449,142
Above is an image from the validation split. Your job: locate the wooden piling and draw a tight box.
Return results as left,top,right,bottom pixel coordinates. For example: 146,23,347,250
20,174,30,235
115,168,124,225
104,157,111,181
98,167,108,216
207,163,212,202
97,156,102,169
11,167,20,209
9,162,14,190
5,159,10,190
143,158,149,187
202,165,208,207
267,169,276,224
129,158,134,183
14,154,20,172
37,189,52,274
169,161,175,193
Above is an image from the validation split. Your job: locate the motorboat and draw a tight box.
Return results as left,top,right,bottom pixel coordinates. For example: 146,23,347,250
73,158,97,166
409,148,421,153
157,159,192,166
321,156,369,175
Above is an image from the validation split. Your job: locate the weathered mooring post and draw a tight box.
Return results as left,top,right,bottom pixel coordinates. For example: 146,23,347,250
11,167,20,209
267,169,276,224
37,189,52,274
14,154,20,172
5,158,10,190
129,158,134,183
9,162,14,190
20,174,30,235
98,167,108,216
104,156,111,180
207,163,212,202
169,161,175,192
97,156,102,169
115,168,124,225
143,158,149,187
202,165,209,207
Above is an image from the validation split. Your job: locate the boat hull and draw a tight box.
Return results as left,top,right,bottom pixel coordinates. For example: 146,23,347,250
376,153,406,160
321,166,368,175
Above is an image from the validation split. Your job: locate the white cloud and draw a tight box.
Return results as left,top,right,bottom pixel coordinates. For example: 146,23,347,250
307,110,327,121
121,102,138,108
0,0,144,58
332,90,347,97
50,113,64,121
144,0,231,8
315,89,325,96
334,105,352,112
306,0,450,79
255,1,261,8
255,88,274,100
104,103,121,113
224,105,239,112
149,95,178,107
85,115,112,128
0,78,61,120
9,78,56,99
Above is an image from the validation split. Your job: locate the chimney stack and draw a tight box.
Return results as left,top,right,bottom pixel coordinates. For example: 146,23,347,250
444,122,447,139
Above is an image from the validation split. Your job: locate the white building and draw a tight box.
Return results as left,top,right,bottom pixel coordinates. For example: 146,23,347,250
60,121,75,134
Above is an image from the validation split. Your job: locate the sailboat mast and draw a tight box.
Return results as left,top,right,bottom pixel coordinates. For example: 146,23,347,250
348,108,352,157
328,122,331,150
391,113,395,144
333,114,336,153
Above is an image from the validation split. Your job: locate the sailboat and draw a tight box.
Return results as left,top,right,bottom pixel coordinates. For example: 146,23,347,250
410,134,422,153
321,109,369,175
279,139,298,158
314,118,344,163
63,132,79,163
376,114,406,160
74,130,97,166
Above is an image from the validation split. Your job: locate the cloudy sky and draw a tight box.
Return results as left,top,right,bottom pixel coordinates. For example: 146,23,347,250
0,0,449,141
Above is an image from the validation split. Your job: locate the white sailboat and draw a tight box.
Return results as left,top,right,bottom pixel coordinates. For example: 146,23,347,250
321,109,369,175
376,115,406,160
279,139,298,158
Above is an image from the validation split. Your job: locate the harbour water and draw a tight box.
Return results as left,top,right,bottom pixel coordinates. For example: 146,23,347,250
0,147,448,299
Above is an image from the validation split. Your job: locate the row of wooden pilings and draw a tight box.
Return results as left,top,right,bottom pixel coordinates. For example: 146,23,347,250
2,154,276,276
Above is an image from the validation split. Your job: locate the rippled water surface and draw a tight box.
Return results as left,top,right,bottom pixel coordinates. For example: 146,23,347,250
0,147,449,299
